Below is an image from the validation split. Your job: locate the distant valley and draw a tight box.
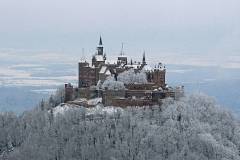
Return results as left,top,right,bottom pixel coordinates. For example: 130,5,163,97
0,54,239,115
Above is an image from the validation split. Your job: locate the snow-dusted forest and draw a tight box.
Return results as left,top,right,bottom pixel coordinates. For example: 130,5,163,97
0,92,240,160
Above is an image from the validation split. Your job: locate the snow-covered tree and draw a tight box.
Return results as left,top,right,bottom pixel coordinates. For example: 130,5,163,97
102,78,125,90
1,93,240,160
117,69,148,84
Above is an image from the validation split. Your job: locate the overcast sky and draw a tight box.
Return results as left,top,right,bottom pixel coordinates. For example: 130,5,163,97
0,0,240,66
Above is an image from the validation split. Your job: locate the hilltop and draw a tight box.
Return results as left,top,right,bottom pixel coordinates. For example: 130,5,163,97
1,92,240,160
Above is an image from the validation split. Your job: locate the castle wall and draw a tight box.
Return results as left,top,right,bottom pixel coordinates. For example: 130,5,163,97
102,90,126,106
107,98,156,107
125,90,151,99
125,83,157,90
164,87,184,100
78,63,97,87
77,88,98,99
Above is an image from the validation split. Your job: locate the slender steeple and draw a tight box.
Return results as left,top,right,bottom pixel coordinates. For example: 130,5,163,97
99,36,103,46
97,36,103,55
117,42,127,65
142,51,146,65
80,48,86,62
120,43,124,56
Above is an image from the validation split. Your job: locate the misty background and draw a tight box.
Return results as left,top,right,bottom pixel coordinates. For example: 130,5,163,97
0,0,239,114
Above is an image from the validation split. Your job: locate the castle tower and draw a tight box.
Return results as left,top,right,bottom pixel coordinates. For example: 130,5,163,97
97,36,104,55
92,36,106,67
78,61,89,88
64,83,74,102
152,63,166,87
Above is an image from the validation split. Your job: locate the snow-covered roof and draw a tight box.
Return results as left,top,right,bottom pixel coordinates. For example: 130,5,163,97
118,55,127,58
99,66,111,75
154,63,165,71
120,63,125,67
87,98,102,105
125,64,141,69
95,55,104,61
99,66,107,74
105,70,111,75
106,59,118,65
79,59,86,63
143,65,153,71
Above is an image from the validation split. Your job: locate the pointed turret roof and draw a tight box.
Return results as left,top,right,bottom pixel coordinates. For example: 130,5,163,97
142,51,146,64
99,36,103,45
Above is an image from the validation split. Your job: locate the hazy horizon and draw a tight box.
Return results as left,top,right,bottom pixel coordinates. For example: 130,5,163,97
0,0,240,68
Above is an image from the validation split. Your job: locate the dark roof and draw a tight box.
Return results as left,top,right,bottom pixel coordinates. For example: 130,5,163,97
99,36,103,45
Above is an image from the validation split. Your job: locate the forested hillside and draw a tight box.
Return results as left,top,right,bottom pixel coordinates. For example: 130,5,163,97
0,93,240,160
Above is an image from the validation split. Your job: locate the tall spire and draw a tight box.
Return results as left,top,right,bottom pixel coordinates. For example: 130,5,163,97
120,43,124,56
97,36,104,55
99,36,103,46
80,48,86,62
142,51,146,65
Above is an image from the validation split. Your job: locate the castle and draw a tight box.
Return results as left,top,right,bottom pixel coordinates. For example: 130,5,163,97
65,37,184,107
